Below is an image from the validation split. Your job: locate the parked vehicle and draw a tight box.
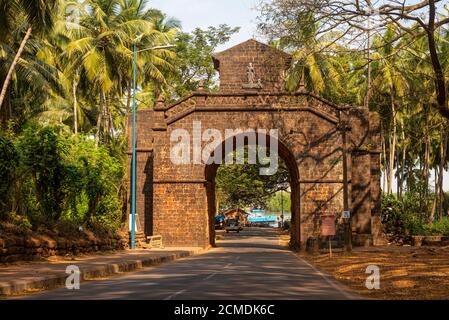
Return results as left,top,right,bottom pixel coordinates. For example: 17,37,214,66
225,219,242,233
215,215,226,229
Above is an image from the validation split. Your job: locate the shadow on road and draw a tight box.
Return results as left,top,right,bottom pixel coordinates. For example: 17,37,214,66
17,227,357,300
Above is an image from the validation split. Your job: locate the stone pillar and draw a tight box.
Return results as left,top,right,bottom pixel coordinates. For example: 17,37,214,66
370,152,385,245
153,182,209,248
368,112,386,245
290,181,301,250
351,150,372,246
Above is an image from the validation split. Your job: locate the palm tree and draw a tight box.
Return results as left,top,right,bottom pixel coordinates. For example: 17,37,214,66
0,0,58,110
370,24,408,194
0,20,63,127
276,13,344,99
115,1,177,124
64,0,176,146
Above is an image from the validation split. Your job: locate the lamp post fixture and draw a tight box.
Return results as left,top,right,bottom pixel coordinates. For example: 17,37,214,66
130,41,175,250
131,43,137,250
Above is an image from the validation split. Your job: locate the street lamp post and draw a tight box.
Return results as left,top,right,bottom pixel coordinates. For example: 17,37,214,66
131,44,137,249
130,42,175,250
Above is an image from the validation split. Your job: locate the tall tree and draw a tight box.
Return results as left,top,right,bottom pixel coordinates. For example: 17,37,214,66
0,0,58,109
258,0,449,119
64,0,176,145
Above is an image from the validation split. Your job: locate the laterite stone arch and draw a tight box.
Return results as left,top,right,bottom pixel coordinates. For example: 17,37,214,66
127,39,383,249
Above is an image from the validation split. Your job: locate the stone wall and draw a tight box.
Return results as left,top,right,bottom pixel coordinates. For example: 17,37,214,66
0,233,128,263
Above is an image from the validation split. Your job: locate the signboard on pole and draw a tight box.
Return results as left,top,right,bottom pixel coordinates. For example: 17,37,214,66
342,211,351,219
321,215,336,236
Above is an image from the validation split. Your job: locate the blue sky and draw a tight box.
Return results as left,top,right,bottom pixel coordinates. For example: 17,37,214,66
148,0,260,50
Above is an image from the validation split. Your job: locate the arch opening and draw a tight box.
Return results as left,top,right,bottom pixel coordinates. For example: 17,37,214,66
204,133,300,249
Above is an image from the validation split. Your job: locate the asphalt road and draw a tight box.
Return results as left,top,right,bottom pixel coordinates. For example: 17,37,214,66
16,228,357,300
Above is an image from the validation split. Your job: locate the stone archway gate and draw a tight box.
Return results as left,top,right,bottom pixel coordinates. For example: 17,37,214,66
127,39,382,249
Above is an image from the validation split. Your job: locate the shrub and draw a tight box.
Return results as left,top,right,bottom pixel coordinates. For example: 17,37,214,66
64,137,124,228
382,194,425,237
382,194,449,238
381,194,404,235
0,132,18,217
422,218,449,236
1,124,126,235
95,195,122,232
17,124,68,222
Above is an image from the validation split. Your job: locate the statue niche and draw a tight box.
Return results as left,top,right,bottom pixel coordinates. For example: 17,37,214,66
242,62,263,89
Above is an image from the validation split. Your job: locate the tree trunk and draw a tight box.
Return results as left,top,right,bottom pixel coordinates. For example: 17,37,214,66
126,82,132,114
382,132,387,193
104,93,110,138
107,93,114,137
0,27,33,110
388,95,397,194
396,139,400,196
423,109,431,215
427,0,449,120
125,82,131,133
72,79,78,135
399,123,406,198
95,90,105,147
430,167,438,222
438,127,448,219
364,16,372,109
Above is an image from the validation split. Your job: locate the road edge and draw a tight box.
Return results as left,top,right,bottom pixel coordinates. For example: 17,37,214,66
0,248,205,298
292,252,362,300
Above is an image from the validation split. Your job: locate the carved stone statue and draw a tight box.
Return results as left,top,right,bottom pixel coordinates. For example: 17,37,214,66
243,62,262,89
247,63,256,85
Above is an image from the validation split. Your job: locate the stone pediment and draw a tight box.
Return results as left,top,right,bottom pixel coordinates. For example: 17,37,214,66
154,39,352,128
212,39,292,93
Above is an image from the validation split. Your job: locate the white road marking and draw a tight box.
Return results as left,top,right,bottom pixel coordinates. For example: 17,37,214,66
163,289,186,300
204,272,218,280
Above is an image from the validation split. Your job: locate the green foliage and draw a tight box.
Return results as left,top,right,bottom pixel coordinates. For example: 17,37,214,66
382,194,449,237
422,218,449,236
0,2,241,237
216,151,290,210
0,125,124,233
64,137,124,231
382,193,425,236
18,124,68,222
266,191,291,213
0,132,18,217
8,212,32,230
169,25,240,99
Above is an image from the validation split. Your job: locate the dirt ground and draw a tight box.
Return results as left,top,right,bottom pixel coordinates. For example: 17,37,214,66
298,245,449,300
